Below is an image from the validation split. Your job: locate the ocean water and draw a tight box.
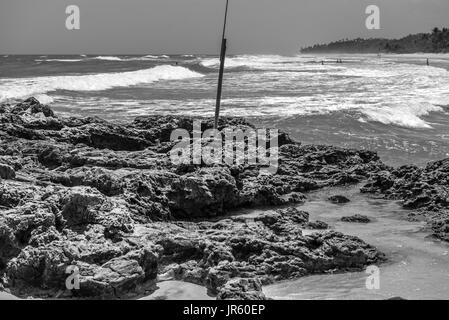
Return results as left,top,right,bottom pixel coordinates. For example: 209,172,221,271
1,53,449,166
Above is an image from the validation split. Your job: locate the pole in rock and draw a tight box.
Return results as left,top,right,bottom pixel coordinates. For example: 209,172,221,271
214,0,230,130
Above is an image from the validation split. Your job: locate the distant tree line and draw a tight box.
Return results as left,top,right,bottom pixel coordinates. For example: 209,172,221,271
301,27,449,54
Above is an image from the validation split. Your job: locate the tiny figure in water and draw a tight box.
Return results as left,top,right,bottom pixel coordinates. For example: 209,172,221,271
426,58,429,66
321,60,324,65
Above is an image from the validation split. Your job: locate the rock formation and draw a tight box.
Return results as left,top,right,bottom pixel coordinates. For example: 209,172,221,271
0,98,398,299
361,161,449,241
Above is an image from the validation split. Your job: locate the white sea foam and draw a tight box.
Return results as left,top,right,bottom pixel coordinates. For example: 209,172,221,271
132,95,445,129
0,65,204,102
36,55,170,63
132,55,170,61
33,94,55,105
4,54,448,130
36,59,84,62
360,103,442,128
200,55,327,71
93,56,123,61
47,86,447,130
330,68,397,78
91,55,170,62
191,56,449,128
141,55,160,59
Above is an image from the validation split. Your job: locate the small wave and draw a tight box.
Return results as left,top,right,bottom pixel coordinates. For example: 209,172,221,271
144,54,169,60
141,55,159,59
92,56,124,61
132,55,171,61
36,59,84,63
0,65,204,103
91,55,170,62
34,55,171,63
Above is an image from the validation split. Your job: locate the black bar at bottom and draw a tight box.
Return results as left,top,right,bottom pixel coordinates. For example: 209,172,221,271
0,299,440,320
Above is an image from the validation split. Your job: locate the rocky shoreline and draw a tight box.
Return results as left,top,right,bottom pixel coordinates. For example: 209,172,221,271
361,161,449,241
0,98,446,300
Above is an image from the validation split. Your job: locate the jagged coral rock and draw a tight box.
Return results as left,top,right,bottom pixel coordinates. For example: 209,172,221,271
0,98,390,299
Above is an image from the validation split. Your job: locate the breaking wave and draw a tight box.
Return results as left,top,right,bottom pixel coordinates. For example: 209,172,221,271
92,56,124,61
0,65,204,102
36,59,84,63
92,55,170,62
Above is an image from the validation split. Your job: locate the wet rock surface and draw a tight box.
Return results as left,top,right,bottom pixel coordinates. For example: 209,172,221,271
341,214,372,224
306,220,330,230
0,98,397,299
328,195,350,204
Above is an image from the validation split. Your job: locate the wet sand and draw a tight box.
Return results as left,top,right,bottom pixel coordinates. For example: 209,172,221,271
0,291,19,300
263,185,449,300
139,281,213,300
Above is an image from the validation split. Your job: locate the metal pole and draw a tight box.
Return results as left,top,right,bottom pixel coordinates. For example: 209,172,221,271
214,0,229,130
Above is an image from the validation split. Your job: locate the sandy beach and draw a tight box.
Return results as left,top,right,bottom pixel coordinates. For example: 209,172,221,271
0,291,19,300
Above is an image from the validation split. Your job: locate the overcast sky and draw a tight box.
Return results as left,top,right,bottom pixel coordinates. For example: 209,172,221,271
0,0,448,55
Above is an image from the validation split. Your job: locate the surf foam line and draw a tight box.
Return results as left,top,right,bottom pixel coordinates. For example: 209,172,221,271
35,59,84,62
92,55,170,61
0,65,204,103
115,95,445,129
199,55,343,71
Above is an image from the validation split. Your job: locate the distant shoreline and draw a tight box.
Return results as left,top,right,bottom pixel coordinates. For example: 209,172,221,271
301,28,449,54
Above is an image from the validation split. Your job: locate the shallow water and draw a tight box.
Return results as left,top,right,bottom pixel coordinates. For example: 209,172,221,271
263,186,449,300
